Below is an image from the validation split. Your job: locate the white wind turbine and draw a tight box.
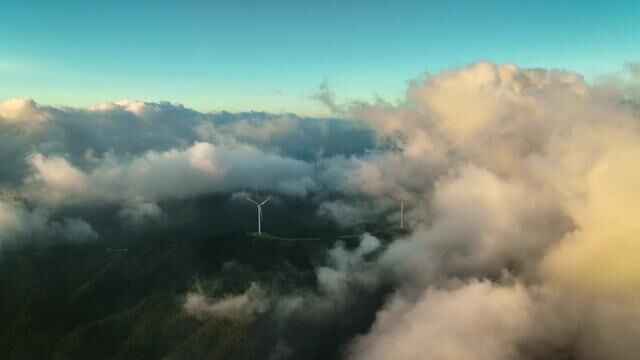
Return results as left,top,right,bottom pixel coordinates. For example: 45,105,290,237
400,198,405,229
246,195,272,234
393,192,409,230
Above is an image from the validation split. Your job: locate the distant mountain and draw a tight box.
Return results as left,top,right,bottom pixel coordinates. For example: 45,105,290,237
0,232,387,360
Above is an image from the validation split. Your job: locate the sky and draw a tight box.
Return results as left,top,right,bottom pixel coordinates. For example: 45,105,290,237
1,0,638,115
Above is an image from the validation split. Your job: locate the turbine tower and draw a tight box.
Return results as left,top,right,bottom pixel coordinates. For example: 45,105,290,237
246,195,272,234
400,198,405,229
393,192,409,230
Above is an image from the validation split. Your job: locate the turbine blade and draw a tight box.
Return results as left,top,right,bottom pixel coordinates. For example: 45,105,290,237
246,197,259,205
259,195,272,206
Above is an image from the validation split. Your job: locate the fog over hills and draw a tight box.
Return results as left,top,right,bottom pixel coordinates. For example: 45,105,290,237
2,61,640,359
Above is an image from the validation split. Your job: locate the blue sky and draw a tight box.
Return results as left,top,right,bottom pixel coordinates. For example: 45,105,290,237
1,0,638,115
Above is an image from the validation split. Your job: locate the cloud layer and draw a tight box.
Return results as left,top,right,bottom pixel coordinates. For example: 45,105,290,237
2,60,640,359
0,99,374,248
331,62,640,360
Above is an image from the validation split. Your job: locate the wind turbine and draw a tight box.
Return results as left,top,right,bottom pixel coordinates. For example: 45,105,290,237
246,195,272,234
393,192,409,230
400,198,405,229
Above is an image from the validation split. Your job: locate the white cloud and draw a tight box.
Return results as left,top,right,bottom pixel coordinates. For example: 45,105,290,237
23,141,315,204
0,199,97,249
0,97,50,130
26,153,90,202
118,197,166,226
184,283,266,320
349,280,534,360
325,61,640,360
2,60,640,359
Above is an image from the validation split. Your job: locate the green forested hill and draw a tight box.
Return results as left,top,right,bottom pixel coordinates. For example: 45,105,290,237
0,234,321,360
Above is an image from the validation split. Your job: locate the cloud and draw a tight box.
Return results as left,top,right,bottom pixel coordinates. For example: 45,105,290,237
3,60,640,359
184,283,266,320
312,79,342,114
118,197,166,226
23,141,316,205
626,62,640,78
378,164,568,285
539,126,640,296
0,97,375,250
0,97,50,130
317,233,382,297
26,153,90,201
56,218,99,242
349,279,534,360
0,198,97,250
221,116,296,142
311,61,640,360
